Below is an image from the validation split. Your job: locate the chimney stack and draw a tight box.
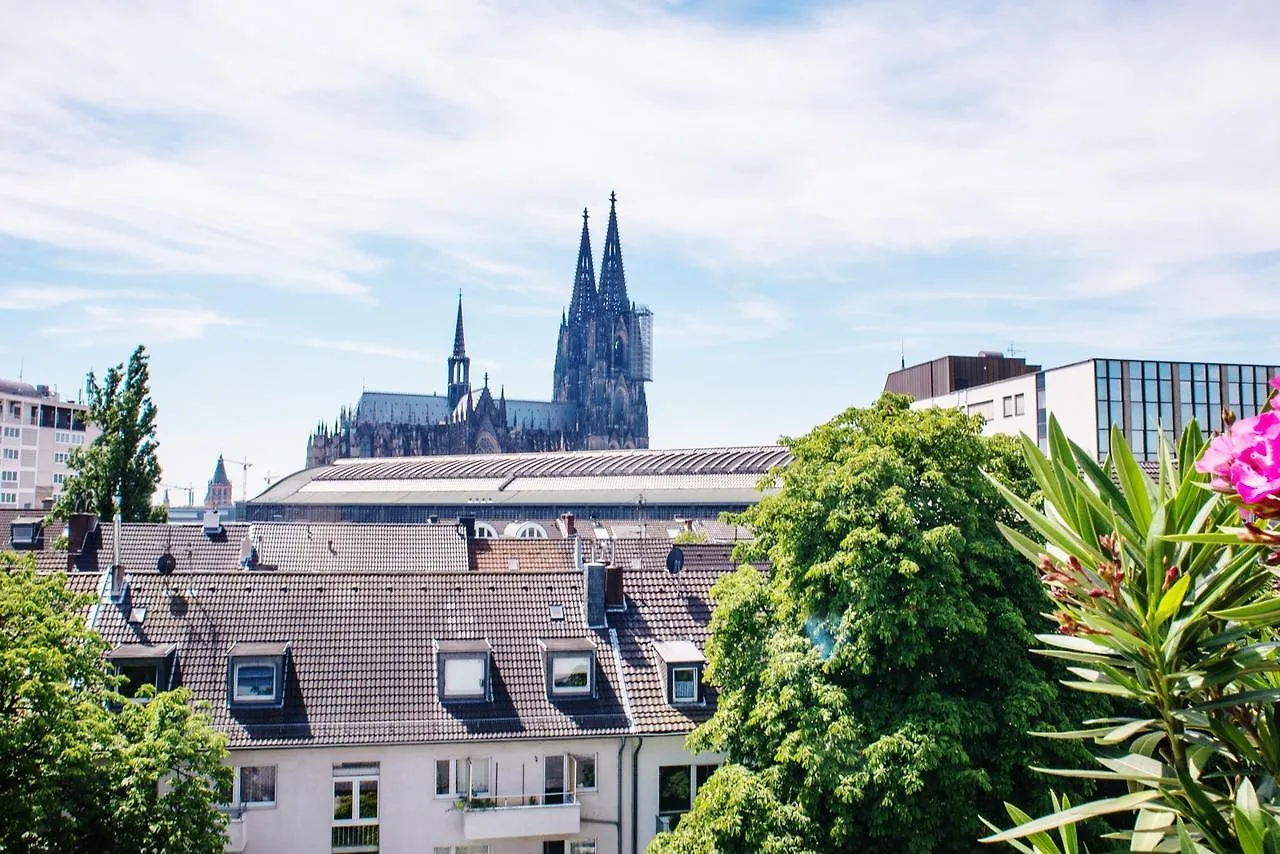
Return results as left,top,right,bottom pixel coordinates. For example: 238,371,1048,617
458,516,476,541
584,561,606,629
560,512,576,537
605,562,624,611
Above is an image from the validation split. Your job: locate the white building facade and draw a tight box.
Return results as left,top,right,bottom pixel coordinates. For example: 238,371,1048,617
912,358,1280,462
0,378,98,510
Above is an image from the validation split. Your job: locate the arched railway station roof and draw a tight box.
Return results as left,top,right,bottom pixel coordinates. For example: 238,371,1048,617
251,445,792,511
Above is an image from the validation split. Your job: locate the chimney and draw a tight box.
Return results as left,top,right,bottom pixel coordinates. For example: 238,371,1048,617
605,562,624,611
584,561,606,629
560,512,576,537
459,516,476,541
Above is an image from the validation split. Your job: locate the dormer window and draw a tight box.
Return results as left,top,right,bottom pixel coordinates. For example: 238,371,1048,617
8,517,42,550
226,641,289,708
653,641,706,706
540,638,596,699
106,643,177,700
436,639,492,702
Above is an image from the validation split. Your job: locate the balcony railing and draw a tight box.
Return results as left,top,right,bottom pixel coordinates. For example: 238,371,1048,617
461,792,581,840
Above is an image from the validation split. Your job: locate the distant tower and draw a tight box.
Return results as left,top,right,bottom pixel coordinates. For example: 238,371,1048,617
205,455,233,508
447,293,472,410
554,192,651,450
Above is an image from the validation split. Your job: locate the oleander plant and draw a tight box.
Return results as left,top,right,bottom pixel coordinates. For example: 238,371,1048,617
981,376,1280,853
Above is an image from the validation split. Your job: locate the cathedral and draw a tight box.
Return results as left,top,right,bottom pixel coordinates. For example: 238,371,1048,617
306,194,653,467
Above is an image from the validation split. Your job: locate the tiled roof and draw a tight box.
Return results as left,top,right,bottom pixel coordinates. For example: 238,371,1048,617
469,538,577,573
249,522,469,572
90,570,632,747
37,525,747,746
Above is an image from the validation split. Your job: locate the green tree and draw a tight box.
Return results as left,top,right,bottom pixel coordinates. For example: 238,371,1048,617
0,553,230,853
651,394,1102,853
51,345,161,522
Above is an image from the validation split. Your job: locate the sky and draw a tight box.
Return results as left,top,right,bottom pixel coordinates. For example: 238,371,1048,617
1,0,1278,504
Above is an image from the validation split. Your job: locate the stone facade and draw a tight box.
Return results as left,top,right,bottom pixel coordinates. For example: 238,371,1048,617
306,195,652,467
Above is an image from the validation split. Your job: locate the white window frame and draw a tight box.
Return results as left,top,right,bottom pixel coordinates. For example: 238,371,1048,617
671,666,699,704
229,765,277,808
1014,393,1026,416
433,846,490,854
2,426,19,438
332,765,379,854
571,753,597,792
232,660,278,703
435,758,491,799
570,842,598,854
1,448,17,460
441,655,488,700
1002,396,1014,417
0,493,15,505
549,653,593,697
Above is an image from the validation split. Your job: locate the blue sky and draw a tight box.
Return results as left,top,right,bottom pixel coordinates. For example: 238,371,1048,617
1,0,1278,502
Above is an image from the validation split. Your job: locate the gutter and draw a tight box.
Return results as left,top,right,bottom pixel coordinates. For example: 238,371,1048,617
631,736,645,854
608,626,637,854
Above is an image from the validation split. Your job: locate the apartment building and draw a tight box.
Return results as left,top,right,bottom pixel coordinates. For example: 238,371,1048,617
896,356,1280,462
0,378,99,509
10,515,736,853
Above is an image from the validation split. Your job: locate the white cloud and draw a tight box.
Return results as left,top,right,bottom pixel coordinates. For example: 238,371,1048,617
42,304,250,345
0,0,1274,315
297,338,433,363
662,296,789,347
0,284,161,310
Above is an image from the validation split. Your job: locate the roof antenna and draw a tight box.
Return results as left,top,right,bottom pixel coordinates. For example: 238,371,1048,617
900,339,906,370
17,358,23,382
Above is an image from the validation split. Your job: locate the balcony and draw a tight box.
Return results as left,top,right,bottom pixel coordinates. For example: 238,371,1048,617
461,793,581,841
224,815,247,853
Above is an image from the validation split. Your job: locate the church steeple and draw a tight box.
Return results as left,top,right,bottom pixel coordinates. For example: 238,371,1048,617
452,291,467,358
447,292,471,410
568,207,597,324
598,192,628,314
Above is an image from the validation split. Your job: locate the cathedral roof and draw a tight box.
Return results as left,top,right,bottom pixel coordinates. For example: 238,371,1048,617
597,191,629,314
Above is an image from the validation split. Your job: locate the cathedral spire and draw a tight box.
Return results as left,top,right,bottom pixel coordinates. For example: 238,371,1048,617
598,191,629,314
452,291,466,358
568,207,597,324
447,291,471,410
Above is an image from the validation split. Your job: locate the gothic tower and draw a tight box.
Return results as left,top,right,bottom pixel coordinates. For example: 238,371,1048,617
447,293,471,410
554,193,651,450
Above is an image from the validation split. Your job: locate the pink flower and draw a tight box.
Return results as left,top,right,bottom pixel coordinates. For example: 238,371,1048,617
1196,410,1280,507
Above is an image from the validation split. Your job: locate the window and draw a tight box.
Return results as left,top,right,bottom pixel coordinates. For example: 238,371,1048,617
443,657,486,698
550,653,592,697
541,843,596,854
53,452,68,464
1,426,18,438
672,667,698,703
333,764,379,853
654,641,706,706
437,640,492,702
107,643,176,701
52,473,65,485
0,493,15,505
657,764,718,832
234,663,277,701
55,431,69,444
433,846,489,854
965,400,993,422
0,471,16,482
1013,393,1026,416
228,766,277,806
1002,396,1013,417
1,448,16,460
435,758,490,798
226,642,289,708
6,402,18,418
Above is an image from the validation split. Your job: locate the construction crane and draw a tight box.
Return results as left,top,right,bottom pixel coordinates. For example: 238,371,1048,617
224,458,254,503
158,482,195,507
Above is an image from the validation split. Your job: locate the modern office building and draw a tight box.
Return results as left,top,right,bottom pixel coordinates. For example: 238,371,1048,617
904,356,1280,462
0,378,99,510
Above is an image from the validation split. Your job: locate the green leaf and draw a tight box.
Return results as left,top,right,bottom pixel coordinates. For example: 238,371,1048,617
979,790,1163,844
1155,572,1192,627
1212,599,1280,627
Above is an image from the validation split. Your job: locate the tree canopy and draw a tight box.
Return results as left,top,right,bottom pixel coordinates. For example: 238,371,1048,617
0,553,230,853
650,394,1104,853
51,344,162,523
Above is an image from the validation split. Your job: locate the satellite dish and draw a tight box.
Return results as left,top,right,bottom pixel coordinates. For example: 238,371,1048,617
156,553,176,576
665,547,684,575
